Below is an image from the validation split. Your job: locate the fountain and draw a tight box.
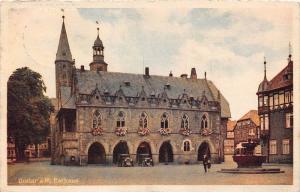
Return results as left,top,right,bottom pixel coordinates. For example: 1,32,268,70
219,139,284,174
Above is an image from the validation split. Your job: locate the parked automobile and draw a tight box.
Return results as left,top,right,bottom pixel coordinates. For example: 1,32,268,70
138,154,154,166
118,154,134,167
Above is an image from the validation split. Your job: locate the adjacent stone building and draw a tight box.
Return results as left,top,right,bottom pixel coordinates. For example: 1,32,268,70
51,16,231,166
257,55,293,163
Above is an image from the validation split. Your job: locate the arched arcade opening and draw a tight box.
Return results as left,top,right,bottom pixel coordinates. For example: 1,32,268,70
113,141,129,164
88,142,106,164
197,142,211,161
136,142,152,165
159,141,174,163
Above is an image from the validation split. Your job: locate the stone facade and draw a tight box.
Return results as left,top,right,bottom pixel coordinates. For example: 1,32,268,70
51,16,231,166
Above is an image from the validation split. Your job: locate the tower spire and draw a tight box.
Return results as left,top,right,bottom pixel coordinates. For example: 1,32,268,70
288,42,292,62
90,20,108,71
56,12,72,62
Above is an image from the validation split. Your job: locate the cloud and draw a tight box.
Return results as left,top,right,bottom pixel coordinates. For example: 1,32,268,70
1,6,295,120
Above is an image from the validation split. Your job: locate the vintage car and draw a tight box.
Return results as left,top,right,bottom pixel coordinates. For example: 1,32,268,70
138,154,154,167
118,154,134,167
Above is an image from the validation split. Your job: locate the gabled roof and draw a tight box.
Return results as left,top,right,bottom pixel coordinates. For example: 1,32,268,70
75,70,231,118
267,61,293,91
227,120,237,131
238,110,259,126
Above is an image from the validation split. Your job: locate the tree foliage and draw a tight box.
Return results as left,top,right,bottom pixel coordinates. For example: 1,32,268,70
7,67,54,161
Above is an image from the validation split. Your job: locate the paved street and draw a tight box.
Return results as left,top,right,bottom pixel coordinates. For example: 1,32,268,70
7,158,292,185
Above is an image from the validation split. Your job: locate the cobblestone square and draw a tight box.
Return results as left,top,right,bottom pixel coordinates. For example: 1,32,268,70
7,159,292,185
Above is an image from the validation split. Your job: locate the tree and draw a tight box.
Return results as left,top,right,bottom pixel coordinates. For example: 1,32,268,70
7,67,54,162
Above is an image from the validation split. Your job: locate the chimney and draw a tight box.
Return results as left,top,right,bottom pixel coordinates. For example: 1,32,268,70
145,67,149,76
180,74,188,79
80,65,85,72
190,68,197,79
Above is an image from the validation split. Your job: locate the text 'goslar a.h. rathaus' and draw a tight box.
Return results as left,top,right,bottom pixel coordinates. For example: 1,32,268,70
50,15,231,166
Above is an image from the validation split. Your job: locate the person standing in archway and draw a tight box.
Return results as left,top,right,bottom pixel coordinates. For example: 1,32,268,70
202,154,208,173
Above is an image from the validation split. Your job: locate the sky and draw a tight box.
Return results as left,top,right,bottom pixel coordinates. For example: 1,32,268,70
2,4,297,120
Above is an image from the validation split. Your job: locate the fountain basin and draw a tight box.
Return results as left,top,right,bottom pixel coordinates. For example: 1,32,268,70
233,155,266,168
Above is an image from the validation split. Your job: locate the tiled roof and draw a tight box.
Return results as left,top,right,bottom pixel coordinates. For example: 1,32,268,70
74,70,231,118
227,120,237,131
258,59,293,93
267,61,293,91
238,110,259,126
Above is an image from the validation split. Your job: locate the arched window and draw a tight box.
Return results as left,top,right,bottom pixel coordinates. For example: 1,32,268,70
181,114,189,129
117,111,125,128
184,141,190,151
161,113,169,129
139,112,148,128
201,114,208,129
92,110,102,128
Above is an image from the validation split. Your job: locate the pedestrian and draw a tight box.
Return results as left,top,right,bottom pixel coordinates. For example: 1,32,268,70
203,154,208,173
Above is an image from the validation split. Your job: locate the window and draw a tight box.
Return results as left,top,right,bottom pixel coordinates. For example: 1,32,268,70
139,112,148,128
274,94,279,108
259,96,263,107
201,115,208,129
183,141,191,151
285,91,290,104
264,114,269,130
282,139,290,154
161,113,169,129
117,111,125,128
263,95,268,106
181,114,189,129
279,91,284,106
260,116,264,130
92,110,102,128
285,113,293,128
270,140,277,154
248,128,255,136
269,95,274,110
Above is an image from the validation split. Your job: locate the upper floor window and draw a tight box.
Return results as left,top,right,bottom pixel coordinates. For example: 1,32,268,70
201,115,208,129
183,140,191,151
279,91,284,106
269,95,274,110
248,128,255,136
259,96,263,107
263,95,268,106
285,91,291,104
117,111,125,128
274,94,279,108
92,110,102,128
161,113,169,129
264,114,269,130
139,112,148,129
269,140,277,155
285,112,293,128
181,114,189,129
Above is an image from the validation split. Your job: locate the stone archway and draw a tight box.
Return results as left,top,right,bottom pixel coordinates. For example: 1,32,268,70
113,141,129,164
88,142,106,164
197,142,211,161
159,141,174,163
136,142,152,165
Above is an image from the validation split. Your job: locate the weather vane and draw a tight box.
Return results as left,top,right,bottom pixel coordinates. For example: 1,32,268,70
288,42,292,56
61,8,65,20
96,20,100,35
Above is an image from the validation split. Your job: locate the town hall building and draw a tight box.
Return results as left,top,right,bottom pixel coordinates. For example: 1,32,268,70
51,16,231,166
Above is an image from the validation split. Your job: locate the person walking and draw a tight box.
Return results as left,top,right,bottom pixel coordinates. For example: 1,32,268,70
203,154,208,173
